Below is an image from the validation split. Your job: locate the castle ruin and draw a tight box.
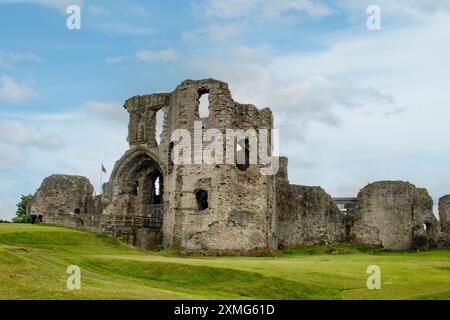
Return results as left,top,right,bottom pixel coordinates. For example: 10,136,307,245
29,79,450,251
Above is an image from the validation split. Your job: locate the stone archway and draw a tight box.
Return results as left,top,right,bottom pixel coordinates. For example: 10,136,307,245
106,147,165,229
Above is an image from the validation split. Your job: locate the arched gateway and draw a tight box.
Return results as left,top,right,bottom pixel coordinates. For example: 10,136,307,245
101,147,166,248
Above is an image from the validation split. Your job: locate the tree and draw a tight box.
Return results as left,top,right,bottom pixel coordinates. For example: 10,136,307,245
13,194,33,223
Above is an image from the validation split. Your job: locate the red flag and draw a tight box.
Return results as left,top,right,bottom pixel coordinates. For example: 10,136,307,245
101,163,107,174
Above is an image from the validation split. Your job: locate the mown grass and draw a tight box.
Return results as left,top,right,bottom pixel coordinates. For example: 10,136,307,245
1,224,450,300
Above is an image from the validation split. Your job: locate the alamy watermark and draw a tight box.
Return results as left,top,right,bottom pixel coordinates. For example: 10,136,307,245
66,5,81,30
366,265,381,290
66,265,81,290
367,5,382,30
170,121,279,176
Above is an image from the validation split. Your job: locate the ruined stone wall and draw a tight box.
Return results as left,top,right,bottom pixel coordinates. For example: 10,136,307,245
101,90,170,219
438,195,450,247
276,185,347,246
125,93,171,148
350,181,439,250
30,174,95,219
30,175,161,250
276,157,347,246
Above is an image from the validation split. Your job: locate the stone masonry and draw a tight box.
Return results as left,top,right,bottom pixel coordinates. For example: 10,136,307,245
30,174,96,221
349,181,439,250
439,196,450,232
438,195,450,247
29,79,450,251
276,157,347,246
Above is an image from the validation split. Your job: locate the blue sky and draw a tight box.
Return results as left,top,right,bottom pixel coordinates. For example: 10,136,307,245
1,0,450,220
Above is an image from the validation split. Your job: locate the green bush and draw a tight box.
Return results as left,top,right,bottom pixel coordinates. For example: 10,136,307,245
12,194,33,224
153,244,165,252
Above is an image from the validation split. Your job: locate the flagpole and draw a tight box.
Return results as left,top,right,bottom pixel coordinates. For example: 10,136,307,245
100,162,105,213
100,163,103,195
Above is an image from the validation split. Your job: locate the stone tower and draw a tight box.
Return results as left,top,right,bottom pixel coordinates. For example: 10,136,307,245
102,79,277,251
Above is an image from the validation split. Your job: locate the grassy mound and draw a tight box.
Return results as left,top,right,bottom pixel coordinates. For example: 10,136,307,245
1,224,450,300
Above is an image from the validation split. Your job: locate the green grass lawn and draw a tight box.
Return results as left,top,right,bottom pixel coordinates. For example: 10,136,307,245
1,224,450,300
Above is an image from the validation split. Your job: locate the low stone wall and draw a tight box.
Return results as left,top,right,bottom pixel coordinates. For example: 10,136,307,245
277,184,347,246
42,213,162,250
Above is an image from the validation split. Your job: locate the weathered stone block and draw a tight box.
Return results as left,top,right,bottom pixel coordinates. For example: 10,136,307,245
350,181,438,250
30,174,94,221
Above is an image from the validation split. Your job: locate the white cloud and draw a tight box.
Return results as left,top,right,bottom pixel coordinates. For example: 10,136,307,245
0,120,65,219
0,198,15,221
192,55,393,128
0,142,23,170
0,107,129,220
401,0,450,14
198,0,332,20
0,1,153,36
188,0,332,41
85,4,154,36
85,101,127,122
0,111,82,121
106,56,129,64
232,45,272,64
187,0,332,42
0,74,34,103
136,49,177,62
86,4,112,17
0,121,64,151
126,4,151,18
261,0,333,18
338,0,450,22
182,23,245,42
380,0,450,15
188,12,450,205
0,49,42,69
93,20,154,36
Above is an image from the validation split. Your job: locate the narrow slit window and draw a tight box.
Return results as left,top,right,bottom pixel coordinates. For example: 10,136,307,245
132,181,139,196
168,142,174,173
